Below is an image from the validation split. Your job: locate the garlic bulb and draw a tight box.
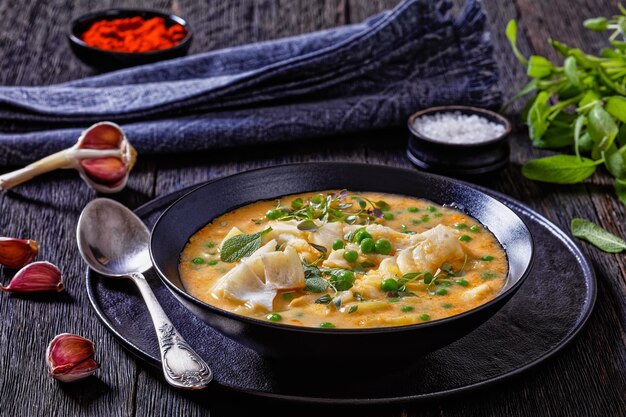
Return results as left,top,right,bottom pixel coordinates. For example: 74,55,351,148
0,122,136,193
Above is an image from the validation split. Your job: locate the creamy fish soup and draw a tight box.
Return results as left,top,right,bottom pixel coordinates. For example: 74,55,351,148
179,191,508,329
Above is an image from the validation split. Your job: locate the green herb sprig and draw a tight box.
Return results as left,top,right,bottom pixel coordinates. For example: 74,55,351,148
506,7,626,205
263,190,389,226
220,228,272,262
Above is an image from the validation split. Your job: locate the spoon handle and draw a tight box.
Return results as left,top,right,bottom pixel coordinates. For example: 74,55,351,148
130,272,212,389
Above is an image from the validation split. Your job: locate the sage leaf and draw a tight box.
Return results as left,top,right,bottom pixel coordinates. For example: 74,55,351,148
571,218,626,253
588,104,618,150
220,228,272,262
522,155,601,184
297,219,318,232
305,277,328,293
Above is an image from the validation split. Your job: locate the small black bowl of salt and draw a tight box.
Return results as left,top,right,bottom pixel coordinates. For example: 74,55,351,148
407,106,512,176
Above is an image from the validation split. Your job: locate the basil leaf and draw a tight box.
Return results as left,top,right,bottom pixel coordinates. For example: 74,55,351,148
527,92,550,140
297,219,318,232
563,56,581,87
583,17,609,31
603,144,626,178
571,218,626,253
616,179,626,205
527,55,554,78
605,96,626,123
505,20,528,66
588,104,618,150
534,126,574,149
220,228,272,262
522,155,601,184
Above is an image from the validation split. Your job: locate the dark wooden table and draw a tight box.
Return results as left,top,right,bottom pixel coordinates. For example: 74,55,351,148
1,1,624,416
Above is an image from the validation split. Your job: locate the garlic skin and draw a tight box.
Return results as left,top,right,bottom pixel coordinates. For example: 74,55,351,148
46,333,99,382
1,261,64,293
0,122,137,194
0,237,39,269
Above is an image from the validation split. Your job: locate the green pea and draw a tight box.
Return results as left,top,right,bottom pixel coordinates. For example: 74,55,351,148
433,212,443,218
408,207,419,213
455,279,469,286
383,213,395,220
421,215,430,222
411,219,420,225
374,239,392,255
332,239,344,250
360,237,375,253
439,281,453,287
192,257,204,264
207,260,219,266
265,208,283,220
435,288,448,296
459,235,472,242
400,305,414,312
426,205,437,212
482,255,494,261
206,241,215,248
354,229,372,243
388,297,400,303
319,322,335,328
266,313,282,322
336,270,355,284
455,223,468,229
343,250,359,263
419,314,430,321
381,278,399,292
470,225,481,233
282,293,293,301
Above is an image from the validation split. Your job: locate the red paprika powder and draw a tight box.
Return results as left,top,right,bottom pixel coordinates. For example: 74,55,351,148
81,16,187,53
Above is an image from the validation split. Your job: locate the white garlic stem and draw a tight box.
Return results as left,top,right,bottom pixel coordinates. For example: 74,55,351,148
0,147,125,190
0,149,74,190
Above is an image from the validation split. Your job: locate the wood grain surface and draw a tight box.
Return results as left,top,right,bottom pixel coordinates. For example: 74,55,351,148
0,1,624,416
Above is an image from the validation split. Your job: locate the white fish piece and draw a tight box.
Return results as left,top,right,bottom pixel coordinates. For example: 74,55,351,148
397,224,464,274
322,249,352,269
261,246,305,290
211,262,276,311
242,239,277,277
266,220,306,244
219,226,243,249
310,221,343,250
461,283,491,301
378,257,401,277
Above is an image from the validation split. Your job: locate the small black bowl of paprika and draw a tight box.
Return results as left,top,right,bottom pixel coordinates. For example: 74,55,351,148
69,9,192,70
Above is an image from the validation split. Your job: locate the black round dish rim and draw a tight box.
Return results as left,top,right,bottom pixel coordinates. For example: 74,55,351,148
84,171,596,405
148,162,534,336
407,105,512,148
68,8,192,56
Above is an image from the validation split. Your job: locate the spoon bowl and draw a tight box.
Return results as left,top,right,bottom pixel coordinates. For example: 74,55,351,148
76,198,151,277
77,198,212,389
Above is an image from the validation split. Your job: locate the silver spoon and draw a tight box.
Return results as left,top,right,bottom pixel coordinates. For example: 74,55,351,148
76,198,212,389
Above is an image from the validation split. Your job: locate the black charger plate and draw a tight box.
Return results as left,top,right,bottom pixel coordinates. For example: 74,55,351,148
86,180,595,405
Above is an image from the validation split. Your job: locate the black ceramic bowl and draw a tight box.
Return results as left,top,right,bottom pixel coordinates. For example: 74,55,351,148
150,163,533,360
68,9,192,70
407,106,512,176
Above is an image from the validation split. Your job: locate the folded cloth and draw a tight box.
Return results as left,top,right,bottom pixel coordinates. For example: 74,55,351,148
0,0,500,166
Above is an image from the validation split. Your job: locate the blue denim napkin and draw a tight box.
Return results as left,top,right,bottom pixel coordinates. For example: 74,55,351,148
0,0,500,166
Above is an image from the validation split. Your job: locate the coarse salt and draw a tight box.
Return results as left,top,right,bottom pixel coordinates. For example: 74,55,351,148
412,111,505,144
